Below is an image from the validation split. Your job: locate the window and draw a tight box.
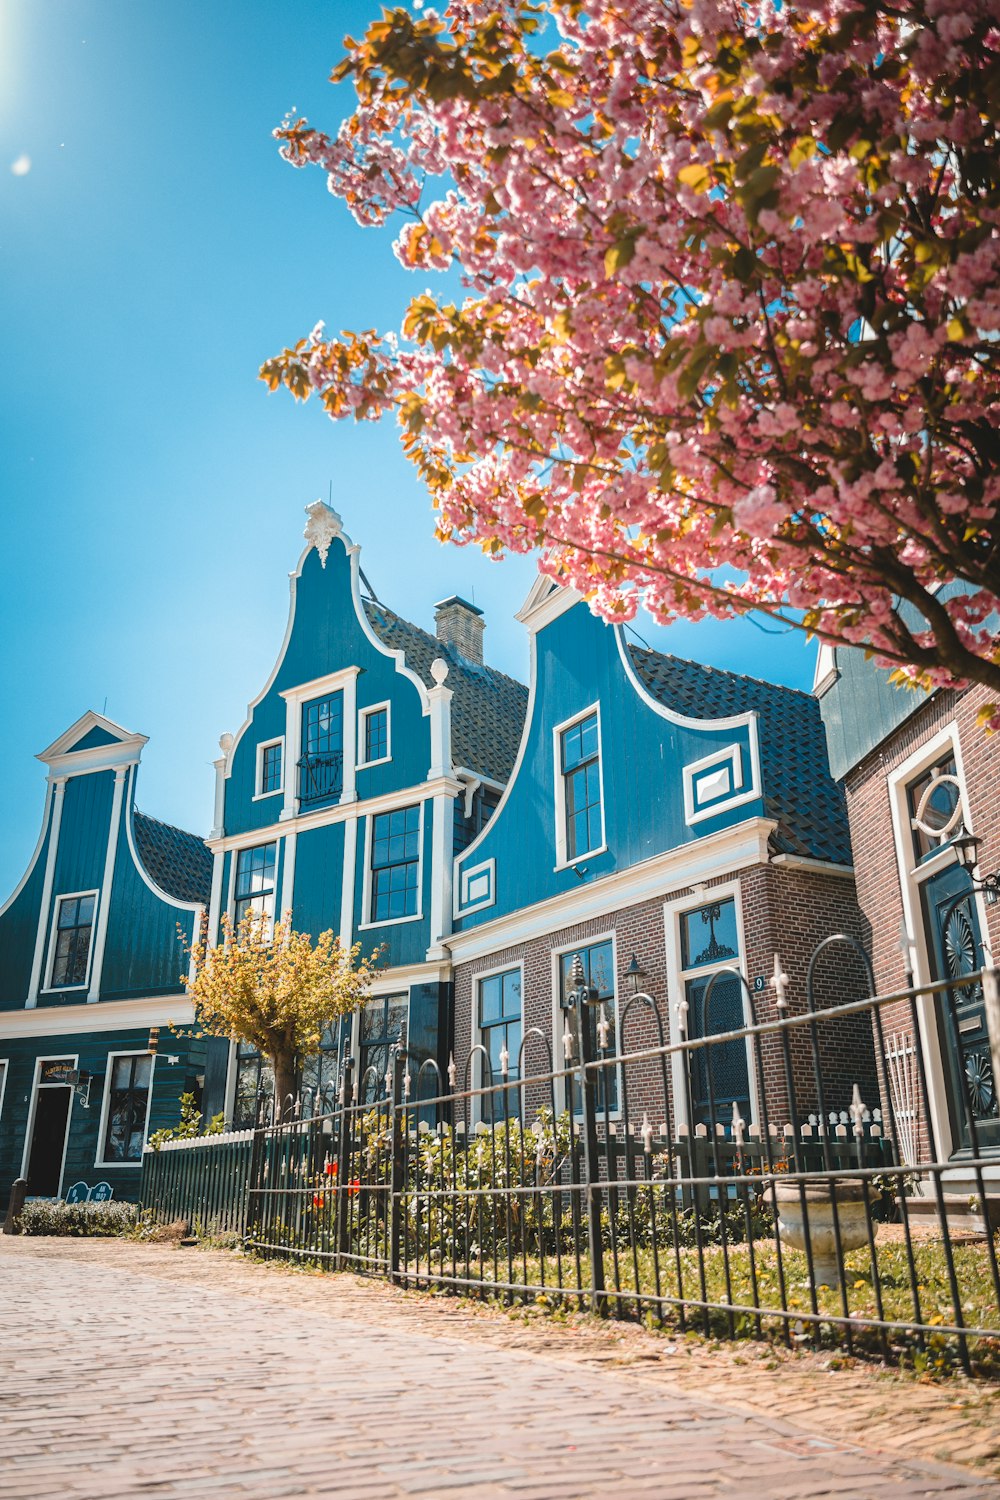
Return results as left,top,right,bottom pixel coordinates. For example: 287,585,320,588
359,994,407,1104
101,1054,152,1162
559,939,617,1113
479,968,522,1123
258,740,283,796
369,806,421,922
907,753,963,863
234,843,276,928
560,711,603,861
678,897,750,1128
360,705,390,765
301,1022,346,1112
49,893,96,989
234,1041,274,1129
300,692,343,806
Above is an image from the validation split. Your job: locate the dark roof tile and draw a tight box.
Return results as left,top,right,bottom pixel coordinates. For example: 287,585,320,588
363,601,528,784
133,811,213,905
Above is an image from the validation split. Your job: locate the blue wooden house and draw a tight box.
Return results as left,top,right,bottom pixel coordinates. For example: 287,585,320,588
0,713,212,1208
447,578,873,1129
203,502,527,1125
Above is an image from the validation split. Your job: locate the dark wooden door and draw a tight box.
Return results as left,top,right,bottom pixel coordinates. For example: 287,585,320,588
26,1087,71,1196
922,863,1000,1152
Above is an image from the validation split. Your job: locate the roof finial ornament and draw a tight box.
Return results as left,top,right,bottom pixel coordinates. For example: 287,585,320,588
304,499,343,568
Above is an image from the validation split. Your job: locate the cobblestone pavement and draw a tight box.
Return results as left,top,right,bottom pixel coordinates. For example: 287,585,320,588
1,1239,998,1500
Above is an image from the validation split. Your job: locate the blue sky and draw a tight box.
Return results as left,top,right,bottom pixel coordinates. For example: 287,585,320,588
0,0,817,897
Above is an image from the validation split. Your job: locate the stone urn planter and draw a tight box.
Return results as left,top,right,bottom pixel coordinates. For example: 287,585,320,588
771,1180,870,1289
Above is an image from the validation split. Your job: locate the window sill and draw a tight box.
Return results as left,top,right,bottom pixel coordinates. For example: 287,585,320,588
251,789,284,803
93,1160,143,1170
358,913,423,930
356,756,391,771
39,984,88,996
553,844,608,874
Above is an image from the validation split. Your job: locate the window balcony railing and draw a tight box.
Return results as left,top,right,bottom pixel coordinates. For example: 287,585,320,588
298,751,343,807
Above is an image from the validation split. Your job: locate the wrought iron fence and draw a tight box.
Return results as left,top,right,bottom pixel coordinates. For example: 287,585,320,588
145,940,1000,1375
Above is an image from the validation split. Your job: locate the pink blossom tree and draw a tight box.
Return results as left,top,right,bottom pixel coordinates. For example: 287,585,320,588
262,0,1000,720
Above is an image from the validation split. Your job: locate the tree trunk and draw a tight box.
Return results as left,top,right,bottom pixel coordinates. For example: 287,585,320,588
272,1051,298,1124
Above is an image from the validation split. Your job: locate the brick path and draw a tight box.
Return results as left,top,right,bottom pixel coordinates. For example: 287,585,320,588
1,1240,998,1500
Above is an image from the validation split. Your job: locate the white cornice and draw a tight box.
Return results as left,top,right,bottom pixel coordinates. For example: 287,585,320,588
769,853,855,879
37,710,146,767
447,818,779,963
516,578,581,632
0,995,196,1040
208,775,464,853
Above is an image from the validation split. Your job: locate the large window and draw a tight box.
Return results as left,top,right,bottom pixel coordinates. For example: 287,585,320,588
300,692,344,806
369,806,421,922
678,897,750,1127
479,968,522,1123
234,843,276,928
359,994,407,1104
49,893,96,989
301,1022,345,1113
234,1040,274,1128
101,1054,153,1162
559,711,603,861
559,939,617,1112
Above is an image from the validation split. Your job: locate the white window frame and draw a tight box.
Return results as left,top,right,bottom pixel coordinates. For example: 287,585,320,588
357,701,392,770
549,930,621,1118
886,722,989,1160
552,703,607,872
472,960,525,1125
359,802,425,929
42,889,100,994
94,1049,157,1169
663,879,758,1134
229,840,279,931
351,988,411,1101
0,1059,8,1123
253,737,285,801
19,1053,78,1194
279,666,361,820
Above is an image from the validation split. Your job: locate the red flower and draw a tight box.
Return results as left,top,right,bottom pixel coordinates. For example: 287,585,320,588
324,1161,338,1176
347,1178,361,1197
312,1193,325,1208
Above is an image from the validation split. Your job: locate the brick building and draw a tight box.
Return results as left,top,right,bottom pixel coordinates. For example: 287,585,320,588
817,640,1000,1182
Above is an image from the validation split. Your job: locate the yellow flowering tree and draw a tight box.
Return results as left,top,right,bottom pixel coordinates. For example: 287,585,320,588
184,911,381,1119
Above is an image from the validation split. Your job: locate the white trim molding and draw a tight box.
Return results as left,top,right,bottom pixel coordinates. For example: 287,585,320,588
455,858,496,919
0,995,196,1041
40,888,100,997
19,1052,79,1195
357,701,392,770
359,801,425,930
253,736,286,802
94,1049,157,1169
281,666,361,817
88,766,128,1002
26,778,66,1007
552,702,607,872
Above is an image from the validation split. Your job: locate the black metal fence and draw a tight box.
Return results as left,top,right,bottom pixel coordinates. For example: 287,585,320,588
143,943,1000,1376
141,1130,254,1237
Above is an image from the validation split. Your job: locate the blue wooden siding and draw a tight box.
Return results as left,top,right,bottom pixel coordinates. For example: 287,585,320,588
287,821,346,939
100,805,196,999
223,545,430,839
455,603,762,929
70,726,124,752
0,1027,205,1209
51,773,115,897
0,808,52,1009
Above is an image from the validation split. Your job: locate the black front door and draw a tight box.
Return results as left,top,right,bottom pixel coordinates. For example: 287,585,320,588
26,1087,71,1196
922,862,1000,1152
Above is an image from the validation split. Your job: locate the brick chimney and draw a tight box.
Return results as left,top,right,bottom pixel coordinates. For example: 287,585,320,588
434,596,485,665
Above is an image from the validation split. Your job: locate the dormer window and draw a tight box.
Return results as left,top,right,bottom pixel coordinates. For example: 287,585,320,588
48,893,97,989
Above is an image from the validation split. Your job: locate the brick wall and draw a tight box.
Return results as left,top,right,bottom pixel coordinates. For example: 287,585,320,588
451,858,876,1137
838,681,1000,1160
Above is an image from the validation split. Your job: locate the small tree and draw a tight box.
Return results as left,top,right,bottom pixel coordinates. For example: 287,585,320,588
182,911,381,1120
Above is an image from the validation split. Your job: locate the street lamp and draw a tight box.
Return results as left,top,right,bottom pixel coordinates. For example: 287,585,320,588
953,822,999,904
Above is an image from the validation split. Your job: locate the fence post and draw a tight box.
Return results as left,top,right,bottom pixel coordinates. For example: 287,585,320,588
570,966,606,1317
389,1048,406,1285
335,1057,354,1269
2,1179,27,1235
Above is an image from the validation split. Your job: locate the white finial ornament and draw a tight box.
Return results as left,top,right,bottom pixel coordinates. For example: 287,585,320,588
304,499,343,568
771,953,790,1010
641,1112,654,1154
731,1101,746,1146
597,1003,611,1051
448,1053,457,1088
499,1043,509,1078
430,657,450,686
849,1083,867,1138
562,1019,574,1063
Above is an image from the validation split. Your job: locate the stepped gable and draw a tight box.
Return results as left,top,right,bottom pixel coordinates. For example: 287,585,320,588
628,645,852,866
133,811,213,904
363,600,528,784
